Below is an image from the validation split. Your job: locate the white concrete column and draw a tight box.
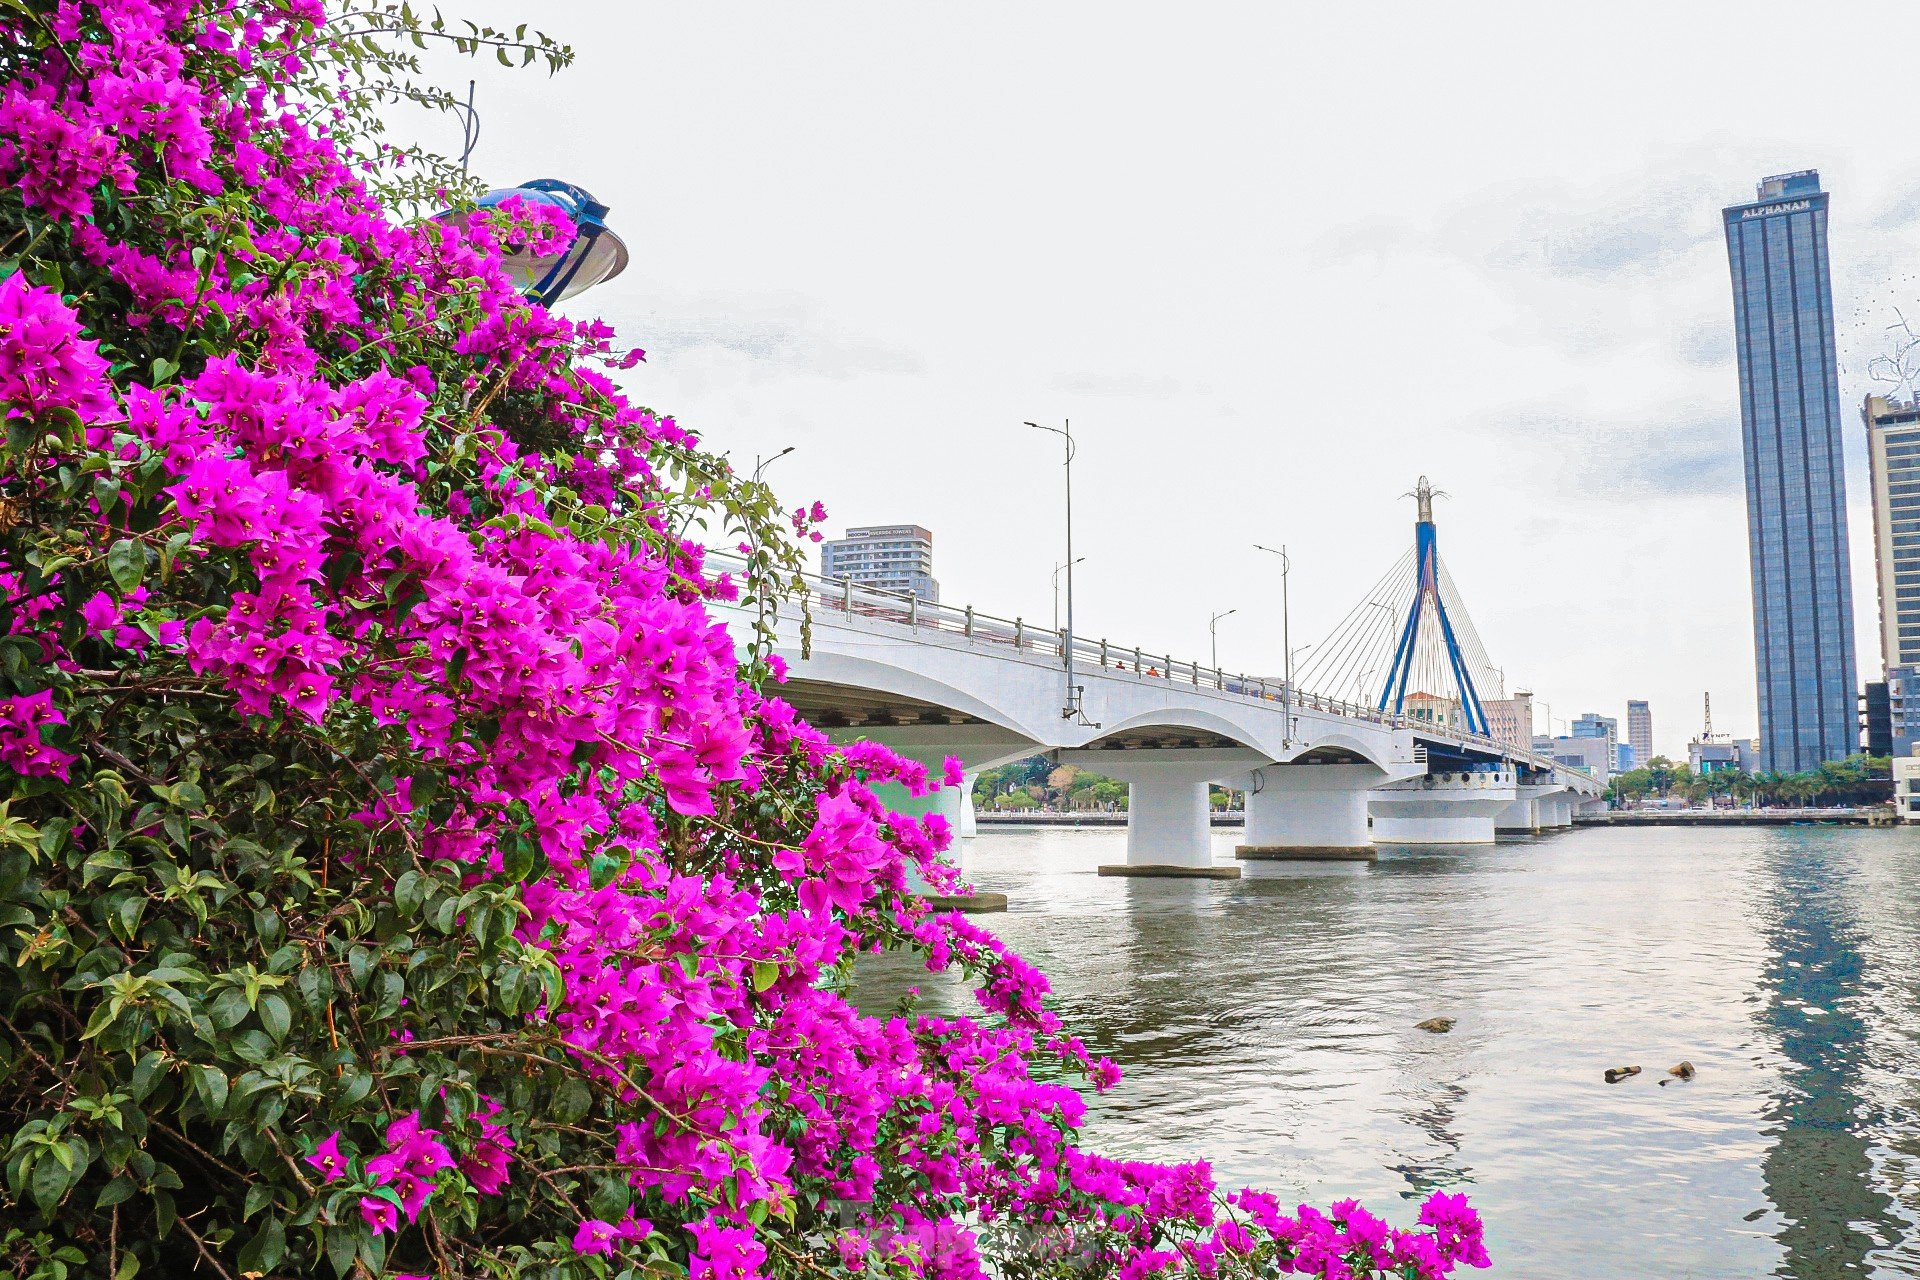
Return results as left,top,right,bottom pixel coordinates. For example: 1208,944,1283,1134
959,771,979,839
1059,748,1253,879
1493,795,1537,834
1370,769,1519,846
1495,783,1559,835
1538,793,1573,828
1123,780,1214,868
823,727,1035,909
870,780,969,889
1237,764,1377,860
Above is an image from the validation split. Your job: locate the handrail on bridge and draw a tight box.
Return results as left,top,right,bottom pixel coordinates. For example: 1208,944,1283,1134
719,555,1568,775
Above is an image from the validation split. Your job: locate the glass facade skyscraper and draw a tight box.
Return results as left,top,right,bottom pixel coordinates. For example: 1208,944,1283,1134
1723,170,1858,773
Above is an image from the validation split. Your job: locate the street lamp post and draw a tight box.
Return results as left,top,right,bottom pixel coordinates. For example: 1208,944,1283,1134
1028,421,1092,724
1053,556,1087,635
1210,608,1237,672
1254,544,1291,742
753,446,795,485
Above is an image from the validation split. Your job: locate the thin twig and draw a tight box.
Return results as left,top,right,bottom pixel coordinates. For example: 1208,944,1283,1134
175,1215,238,1280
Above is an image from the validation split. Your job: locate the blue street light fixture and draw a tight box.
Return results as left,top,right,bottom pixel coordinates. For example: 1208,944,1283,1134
471,179,630,306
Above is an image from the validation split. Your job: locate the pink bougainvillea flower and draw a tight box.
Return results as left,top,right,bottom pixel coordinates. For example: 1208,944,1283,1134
572,1219,620,1256
0,691,76,782
357,1195,399,1235
304,1132,346,1181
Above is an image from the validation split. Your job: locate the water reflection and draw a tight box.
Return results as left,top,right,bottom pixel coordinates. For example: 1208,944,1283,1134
853,825,1920,1278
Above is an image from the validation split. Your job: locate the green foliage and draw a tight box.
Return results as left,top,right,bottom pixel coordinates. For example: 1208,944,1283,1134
971,759,1134,812
1606,753,1891,807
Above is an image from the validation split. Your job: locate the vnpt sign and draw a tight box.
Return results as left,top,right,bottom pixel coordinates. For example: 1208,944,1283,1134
1742,199,1812,219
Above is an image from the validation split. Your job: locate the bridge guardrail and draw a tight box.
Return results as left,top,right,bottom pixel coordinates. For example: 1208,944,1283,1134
716,556,1572,777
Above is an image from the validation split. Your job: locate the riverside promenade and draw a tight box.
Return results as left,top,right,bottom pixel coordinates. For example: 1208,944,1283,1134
977,811,1244,827
1577,807,1889,827
977,807,1893,829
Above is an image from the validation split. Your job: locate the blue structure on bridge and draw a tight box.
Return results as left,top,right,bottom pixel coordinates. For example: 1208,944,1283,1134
1294,477,1504,746
1378,477,1490,736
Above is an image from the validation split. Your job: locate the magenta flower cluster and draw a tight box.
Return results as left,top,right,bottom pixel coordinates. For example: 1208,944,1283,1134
0,2,1491,1278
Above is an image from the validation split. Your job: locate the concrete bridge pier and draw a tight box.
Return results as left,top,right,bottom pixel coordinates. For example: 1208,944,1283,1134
959,771,979,839
1060,749,1244,879
1115,780,1225,876
826,728,1032,910
1495,783,1562,836
1370,769,1519,845
1534,792,1574,830
1235,764,1379,861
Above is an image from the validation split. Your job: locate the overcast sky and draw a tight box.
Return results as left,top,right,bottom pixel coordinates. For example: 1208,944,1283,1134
416,2,1920,758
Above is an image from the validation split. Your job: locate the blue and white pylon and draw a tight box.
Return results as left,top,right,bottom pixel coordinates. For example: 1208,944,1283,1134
1376,477,1491,736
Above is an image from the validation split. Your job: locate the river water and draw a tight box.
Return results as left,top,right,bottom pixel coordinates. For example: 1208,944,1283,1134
854,824,1920,1278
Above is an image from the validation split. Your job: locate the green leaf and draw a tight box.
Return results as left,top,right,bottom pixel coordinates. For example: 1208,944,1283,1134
337,1068,374,1109
235,1214,285,1274
191,1065,228,1117
326,1224,357,1279
393,869,426,917
258,992,291,1042
106,539,144,593
127,1052,166,1101
95,1175,135,1209
209,987,250,1031
752,961,779,993
555,1076,592,1123
114,1251,139,1280
29,1150,73,1213
81,1001,120,1041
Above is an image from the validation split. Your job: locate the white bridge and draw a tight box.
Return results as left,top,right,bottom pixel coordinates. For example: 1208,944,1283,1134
720,559,1603,879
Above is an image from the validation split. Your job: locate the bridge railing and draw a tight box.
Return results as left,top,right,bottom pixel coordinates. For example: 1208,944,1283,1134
721,557,1572,774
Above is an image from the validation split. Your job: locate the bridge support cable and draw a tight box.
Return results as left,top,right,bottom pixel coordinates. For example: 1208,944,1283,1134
1437,561,1505,701
1292,549,1416,710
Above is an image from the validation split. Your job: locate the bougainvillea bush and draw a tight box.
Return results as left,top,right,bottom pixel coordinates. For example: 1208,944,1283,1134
0,3,1492,1278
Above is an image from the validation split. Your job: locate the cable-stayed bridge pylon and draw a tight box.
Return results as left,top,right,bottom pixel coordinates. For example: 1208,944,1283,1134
1295,476,1507,740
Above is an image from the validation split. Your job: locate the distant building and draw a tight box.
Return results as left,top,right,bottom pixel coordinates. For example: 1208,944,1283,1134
1723,170,1858,772
1864,681,1892,757
1572,713,1618,764
819,524,939,602
1864,396,1920,667
1891,667,1920,759
1690,737,1759,775
1690,739,1741,773
1627,700,1652,765
1404,691,1466,733
1483,691,1534,750
1894,750,1920,822
1537,733,1612,781
1863,394,1920,755
1616,742,1636,774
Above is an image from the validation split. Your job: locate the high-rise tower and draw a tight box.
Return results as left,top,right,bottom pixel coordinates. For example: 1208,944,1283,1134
1722,170,1858,772
1626,699,1652,766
